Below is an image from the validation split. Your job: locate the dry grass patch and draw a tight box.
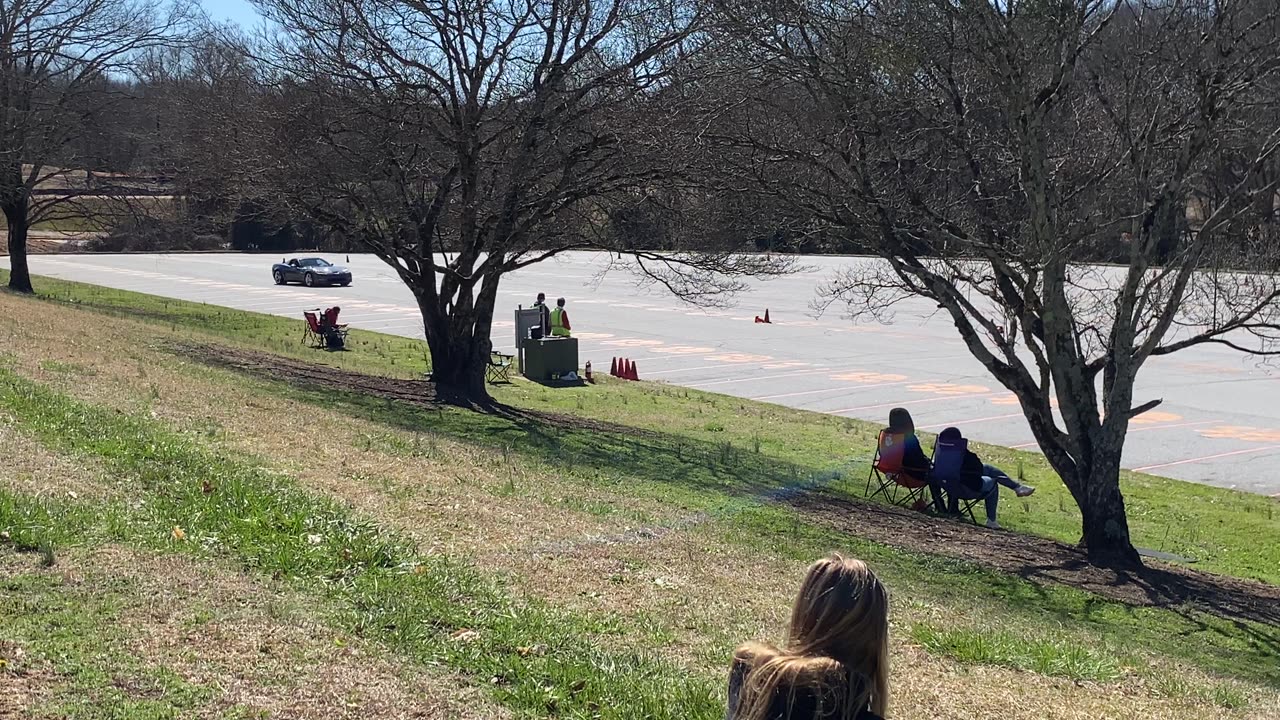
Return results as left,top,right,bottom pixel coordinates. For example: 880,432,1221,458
0,544,504,719
0,420,110,501
1,295,679,554
5,292,1277,720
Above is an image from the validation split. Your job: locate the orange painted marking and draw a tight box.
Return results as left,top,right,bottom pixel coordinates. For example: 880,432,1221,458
907,383,990,396
1133,445,1280,472
831,371,909,383
706,353,773,363
1198,426,1280,443
602,338,664,347
989,394,1060,408
1129,411,1182,425
650,345,716,355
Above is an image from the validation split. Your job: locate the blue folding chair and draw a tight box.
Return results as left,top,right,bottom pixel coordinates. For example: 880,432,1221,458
930,428,994,524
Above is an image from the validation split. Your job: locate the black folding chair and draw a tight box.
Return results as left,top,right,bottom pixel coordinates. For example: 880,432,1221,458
486,352,514,384
931,433,990,523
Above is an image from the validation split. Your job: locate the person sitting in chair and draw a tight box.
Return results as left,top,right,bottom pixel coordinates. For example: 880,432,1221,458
888,407,946,514
938,426,1035,529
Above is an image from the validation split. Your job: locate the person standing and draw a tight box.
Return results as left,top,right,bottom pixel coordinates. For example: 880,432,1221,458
533,292,551,337
549,297,572,337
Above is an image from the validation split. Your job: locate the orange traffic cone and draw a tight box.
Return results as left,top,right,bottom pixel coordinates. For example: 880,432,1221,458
622,358,633,380
629,361,639,381
763,309,772,323
610,357,618,377
754,315,764,323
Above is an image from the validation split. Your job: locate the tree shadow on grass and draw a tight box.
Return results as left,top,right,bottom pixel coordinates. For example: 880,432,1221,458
176,342,1280,685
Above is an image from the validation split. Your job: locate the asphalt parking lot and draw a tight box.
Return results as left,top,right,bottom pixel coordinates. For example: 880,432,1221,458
9,251,1280,495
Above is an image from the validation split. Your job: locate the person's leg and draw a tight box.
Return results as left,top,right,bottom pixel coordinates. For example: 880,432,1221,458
928,480,947,514
984,464,1036,497
982,477,1000,527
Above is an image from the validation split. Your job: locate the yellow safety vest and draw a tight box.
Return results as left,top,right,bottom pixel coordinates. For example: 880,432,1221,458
550,306,570,336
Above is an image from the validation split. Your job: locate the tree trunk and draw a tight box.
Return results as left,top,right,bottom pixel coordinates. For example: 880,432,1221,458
417,281,498,404
1075,450,1142,569
4,202,34,293
426,331,490,402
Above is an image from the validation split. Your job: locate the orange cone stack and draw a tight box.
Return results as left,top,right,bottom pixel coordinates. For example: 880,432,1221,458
610,357,619,377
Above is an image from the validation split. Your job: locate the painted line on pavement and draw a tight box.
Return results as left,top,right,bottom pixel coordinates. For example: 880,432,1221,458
751,378,918,401
828,392,1004,415
1132,445,1280,472
686,367,836,388
1007,419,1221,450
918,412,1027,430
643,363,748,376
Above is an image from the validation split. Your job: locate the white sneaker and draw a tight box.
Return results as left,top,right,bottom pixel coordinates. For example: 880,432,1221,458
1016,485,1036,498
985,519,1002,530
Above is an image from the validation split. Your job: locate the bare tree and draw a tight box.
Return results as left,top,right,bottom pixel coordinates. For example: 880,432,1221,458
713,0,1280,567
0,0,193,292
247,0,790,400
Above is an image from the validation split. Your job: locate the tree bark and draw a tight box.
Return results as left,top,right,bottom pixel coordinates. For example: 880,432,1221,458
416,273,500,404
424,327,490,402
1065,444,1141,569
4,201,34,294
1079,477,1141,568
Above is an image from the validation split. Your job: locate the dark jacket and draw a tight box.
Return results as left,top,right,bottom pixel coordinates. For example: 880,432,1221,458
726,656,884,720
901,434,931,480
958,449,987,494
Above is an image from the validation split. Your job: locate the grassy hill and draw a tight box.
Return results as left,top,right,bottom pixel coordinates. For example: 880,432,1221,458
2,270,1277,719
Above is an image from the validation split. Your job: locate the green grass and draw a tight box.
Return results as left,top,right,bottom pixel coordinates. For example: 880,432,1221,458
5,270,1280,710
9,268,1276,585
4,360,1278,693
20,271,433,378
2,567,215,718
0,369,725,719
909,624,1128,683
509,380,1280,585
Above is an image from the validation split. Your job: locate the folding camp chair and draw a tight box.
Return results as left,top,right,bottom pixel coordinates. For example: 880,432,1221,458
930,432,991,524
302,310,325,347
486,351,514,384
864,429,930,508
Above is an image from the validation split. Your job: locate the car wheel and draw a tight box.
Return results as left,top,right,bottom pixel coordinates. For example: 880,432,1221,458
273,270,284,285
304,272,315,287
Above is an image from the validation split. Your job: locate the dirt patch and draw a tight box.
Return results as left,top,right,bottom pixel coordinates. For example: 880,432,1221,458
790,492,1280,627
175,342,1280,629
173,341,661,439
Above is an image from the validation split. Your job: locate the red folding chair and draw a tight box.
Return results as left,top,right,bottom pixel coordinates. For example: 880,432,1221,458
302,310,324,347
865,428,930,507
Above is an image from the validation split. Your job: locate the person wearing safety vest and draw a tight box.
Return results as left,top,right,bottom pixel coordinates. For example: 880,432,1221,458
549,297,572,337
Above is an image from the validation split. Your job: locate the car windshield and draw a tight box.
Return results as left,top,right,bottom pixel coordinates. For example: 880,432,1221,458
298,258,332,267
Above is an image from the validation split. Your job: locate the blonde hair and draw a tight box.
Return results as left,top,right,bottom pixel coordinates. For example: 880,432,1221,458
735,554,890,719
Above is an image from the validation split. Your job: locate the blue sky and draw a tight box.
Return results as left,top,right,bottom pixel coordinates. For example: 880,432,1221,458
203,0,261,27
